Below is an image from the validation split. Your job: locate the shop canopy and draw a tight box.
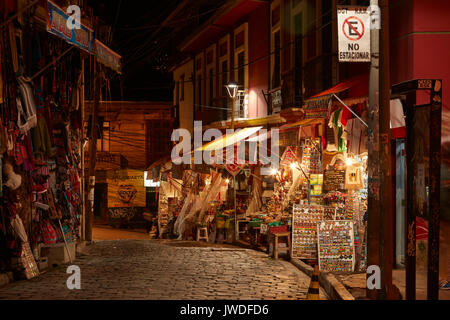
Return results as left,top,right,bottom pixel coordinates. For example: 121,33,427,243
279,118,326,130
199,126,263,151
304,74,406,138
307,74,368,100
303,74,369,119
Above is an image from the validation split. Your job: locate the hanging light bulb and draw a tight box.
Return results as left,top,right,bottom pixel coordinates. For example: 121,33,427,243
271,168,278,176
225,179,230,184
290,162,297,170
346,158,353,166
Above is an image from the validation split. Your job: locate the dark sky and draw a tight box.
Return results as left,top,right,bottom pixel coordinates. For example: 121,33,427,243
86,0,224,102
86,0,179,102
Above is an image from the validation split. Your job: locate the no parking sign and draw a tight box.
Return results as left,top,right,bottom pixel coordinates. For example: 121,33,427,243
338,6,371,62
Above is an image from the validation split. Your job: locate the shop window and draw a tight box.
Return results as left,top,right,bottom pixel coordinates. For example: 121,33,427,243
272,30,281,89
272,5,280,26
97,122,110,152
294,12,303,104
206,51,213,65
235,90,249,119
221,60,228,97
180,74,185,101
237,51,245,87
219,42,227,57
209,68,214,105
235,30,245,48
197,76,202,110
175,81,179,105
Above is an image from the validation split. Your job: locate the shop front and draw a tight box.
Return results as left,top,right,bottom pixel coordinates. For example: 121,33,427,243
0,0,121,280
0,0,90,278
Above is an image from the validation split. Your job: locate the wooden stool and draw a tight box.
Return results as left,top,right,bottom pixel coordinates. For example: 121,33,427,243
272,232,291,260
196,227,208,242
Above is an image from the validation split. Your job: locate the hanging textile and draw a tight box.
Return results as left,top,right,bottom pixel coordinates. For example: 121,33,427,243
329,108,347,152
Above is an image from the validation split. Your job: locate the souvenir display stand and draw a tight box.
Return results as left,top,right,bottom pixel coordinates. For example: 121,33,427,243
317,220,355,272
0,13,85,277
291,204,336,259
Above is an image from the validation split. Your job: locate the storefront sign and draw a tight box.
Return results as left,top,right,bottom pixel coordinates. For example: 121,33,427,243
95,40,122,74
226,162,243,177
107,169,146,208
46,0,94,54
271,89,282,113
337,6,371,62
304,94,332,118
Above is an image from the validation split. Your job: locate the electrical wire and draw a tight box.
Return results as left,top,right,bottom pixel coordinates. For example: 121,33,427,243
115,6,223,31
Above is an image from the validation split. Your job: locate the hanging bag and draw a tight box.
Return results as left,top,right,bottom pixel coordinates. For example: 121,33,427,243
40,219,57,244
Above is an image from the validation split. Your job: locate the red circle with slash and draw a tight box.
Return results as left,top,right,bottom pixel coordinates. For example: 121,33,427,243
342,16,365,41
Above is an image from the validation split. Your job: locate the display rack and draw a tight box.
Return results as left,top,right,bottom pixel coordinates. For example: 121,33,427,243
317,220,355,272
291,204,336,259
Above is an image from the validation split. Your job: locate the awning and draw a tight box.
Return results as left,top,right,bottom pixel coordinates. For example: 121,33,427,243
308,74,368,100
200,126,263,151
146,156,172,171
304,74,368,118
390,99,406,139
279,118,325,130
204,113,285,130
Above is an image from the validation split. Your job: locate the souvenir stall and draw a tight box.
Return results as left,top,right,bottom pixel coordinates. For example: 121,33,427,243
173,167,230,242
244,121,325,255
0,4,85,278
288,98,370,272
155,161,184,239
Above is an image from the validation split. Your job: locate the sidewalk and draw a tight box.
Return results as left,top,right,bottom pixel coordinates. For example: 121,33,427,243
333,269,450,300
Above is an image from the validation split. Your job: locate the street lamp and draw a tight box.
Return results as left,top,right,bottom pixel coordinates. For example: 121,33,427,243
225,81,238,130
225,81,239,241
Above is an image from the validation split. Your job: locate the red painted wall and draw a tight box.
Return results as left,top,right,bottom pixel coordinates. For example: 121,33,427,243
248,4,269,118
390,0,450,137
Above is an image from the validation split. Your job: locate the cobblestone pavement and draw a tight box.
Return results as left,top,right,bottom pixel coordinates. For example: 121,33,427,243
0,240,327,300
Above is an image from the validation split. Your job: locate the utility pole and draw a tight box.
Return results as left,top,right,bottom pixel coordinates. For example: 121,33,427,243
85,55,101,242
367,0,395,299
80,57,86,240
231,95,238,241
379,0,395,300
367,0,381,300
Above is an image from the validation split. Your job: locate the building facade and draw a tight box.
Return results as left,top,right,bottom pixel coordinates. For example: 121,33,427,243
169,0,450,285
171,0,376,131
84,101,173,223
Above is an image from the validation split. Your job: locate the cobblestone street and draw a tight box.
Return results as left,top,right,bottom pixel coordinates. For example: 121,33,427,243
0,240,326,300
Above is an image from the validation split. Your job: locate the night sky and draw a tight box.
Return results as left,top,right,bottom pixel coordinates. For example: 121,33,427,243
87,0,226,102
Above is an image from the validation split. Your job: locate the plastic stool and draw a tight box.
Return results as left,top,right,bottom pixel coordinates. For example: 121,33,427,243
272,232,291,260
197,227,208,242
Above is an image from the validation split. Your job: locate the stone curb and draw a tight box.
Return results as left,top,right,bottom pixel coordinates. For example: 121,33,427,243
0,272,14,289
290,259,355,300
